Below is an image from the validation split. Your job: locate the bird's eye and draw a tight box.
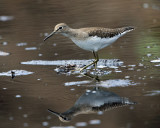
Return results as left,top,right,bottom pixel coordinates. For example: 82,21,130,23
59,26,63,30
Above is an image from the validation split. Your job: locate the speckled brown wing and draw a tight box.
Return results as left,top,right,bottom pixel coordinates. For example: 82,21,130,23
86,26,134,38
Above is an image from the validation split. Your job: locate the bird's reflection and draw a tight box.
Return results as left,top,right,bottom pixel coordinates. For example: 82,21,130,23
48,87,136,122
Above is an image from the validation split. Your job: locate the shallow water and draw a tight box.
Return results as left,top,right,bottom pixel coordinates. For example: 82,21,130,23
0,0,160,128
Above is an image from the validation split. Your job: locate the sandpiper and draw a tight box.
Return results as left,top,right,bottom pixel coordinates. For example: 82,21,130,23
44,23,134,71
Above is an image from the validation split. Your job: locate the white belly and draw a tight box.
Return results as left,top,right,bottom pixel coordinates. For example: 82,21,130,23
71,35,121,52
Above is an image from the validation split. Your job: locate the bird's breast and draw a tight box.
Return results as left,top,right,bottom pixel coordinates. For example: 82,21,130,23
71,36,119,52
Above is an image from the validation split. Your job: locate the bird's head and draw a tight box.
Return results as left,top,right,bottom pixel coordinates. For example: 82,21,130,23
44,23,69,41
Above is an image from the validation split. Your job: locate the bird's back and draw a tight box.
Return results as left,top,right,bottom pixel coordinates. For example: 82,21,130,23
79,26,134,38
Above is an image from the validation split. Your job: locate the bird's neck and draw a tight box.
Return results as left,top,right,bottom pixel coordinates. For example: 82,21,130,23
61,28,78,38
61,28,87,40
62,105,93,117
62,106,81,117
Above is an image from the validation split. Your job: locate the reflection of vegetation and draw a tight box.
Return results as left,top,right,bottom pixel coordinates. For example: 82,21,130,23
136,30,160,59
135,29,160,77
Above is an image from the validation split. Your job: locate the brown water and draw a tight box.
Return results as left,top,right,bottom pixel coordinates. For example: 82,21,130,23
0,0,160,128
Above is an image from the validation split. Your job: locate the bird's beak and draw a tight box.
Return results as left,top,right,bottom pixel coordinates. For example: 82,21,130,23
48,109,61,117
44,31,56,41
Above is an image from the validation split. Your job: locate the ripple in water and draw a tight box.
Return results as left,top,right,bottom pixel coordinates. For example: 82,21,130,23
0,51,10,56
65,80,91,86
42,121,49,126
25,47,37,50
96,79,137,88
50,126,75,128
0,16,14,21
75,122,87,127
145,90,160,96
21,59,123,67
89,119,101,125
151,59,160,63
16,42,27,46
15,95,22,98
64,79,137,88
0,70,34,76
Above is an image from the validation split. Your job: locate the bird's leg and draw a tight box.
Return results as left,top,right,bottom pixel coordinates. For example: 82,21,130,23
80,61,96,72
93,51,97,70
80,51,99,72
94,51,99,71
